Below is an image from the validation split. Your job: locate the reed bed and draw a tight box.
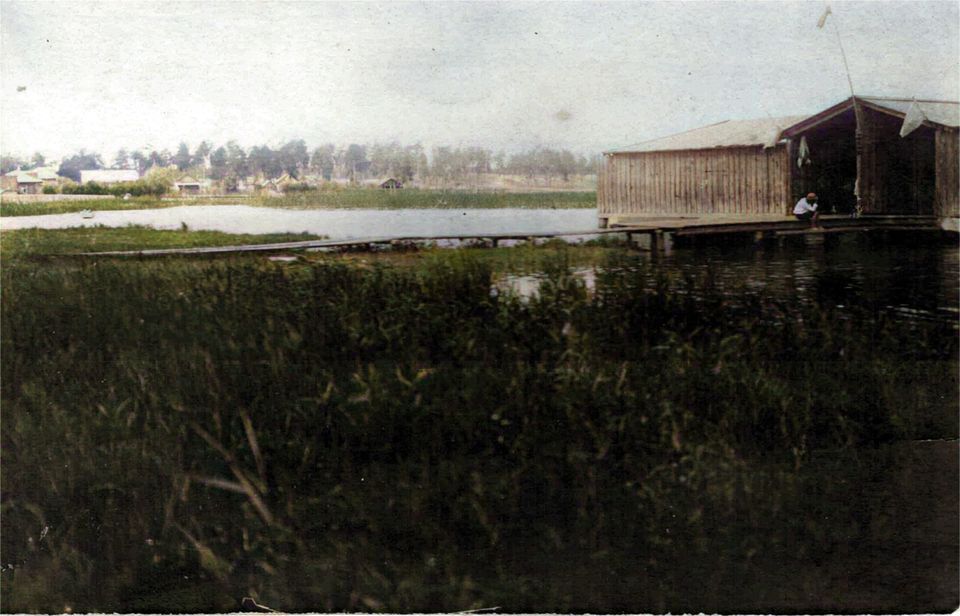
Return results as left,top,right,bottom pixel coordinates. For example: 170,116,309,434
0,226,324,259
0,190,596,217
1,249,956,612
257,189,595,210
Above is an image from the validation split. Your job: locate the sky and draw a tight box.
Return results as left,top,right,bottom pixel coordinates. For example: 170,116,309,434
1,0,958,161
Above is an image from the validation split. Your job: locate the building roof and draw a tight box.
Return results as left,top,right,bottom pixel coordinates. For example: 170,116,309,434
607,116,808,154
33,167,61,181
176,175,200,185
3,169,43,183
857,97,959,128
607,96,960,155
80,169,140,184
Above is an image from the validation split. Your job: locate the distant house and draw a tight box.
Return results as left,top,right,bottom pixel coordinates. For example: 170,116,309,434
32,166,63,187
80,169,140,185
255,177,282,195
380,178,403,190
174,176,201,195
1,169,45,194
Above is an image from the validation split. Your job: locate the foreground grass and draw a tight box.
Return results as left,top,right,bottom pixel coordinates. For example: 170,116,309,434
2,244,956,612
1,227,622,274
0,226,324,260
0,197,185,217
0,189,596,217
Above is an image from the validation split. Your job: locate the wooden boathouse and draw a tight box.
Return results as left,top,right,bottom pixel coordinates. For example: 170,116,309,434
598,96,960,228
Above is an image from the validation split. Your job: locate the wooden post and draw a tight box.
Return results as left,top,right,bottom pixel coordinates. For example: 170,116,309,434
651,230,662,254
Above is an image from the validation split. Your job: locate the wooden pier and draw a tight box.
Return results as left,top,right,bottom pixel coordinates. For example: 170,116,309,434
610,214,950,251
75,214,952,257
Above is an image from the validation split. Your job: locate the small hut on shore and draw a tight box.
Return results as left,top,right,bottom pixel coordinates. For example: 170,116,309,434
174,176,201,195
598,96,959,227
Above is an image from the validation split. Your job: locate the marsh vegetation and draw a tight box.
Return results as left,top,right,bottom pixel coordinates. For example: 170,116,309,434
1,232,957,612
0,190,596,218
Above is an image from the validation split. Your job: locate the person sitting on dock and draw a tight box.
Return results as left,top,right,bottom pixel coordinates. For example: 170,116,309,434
793,192,820,227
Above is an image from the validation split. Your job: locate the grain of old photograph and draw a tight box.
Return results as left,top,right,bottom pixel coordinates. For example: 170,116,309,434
1,0,958,613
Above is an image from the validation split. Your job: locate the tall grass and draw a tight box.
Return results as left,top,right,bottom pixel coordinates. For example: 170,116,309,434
0,226,324,259
259,189,595,210
1,251,956,611
0,190,596,217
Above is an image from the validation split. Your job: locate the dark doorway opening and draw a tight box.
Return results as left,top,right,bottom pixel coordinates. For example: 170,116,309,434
792,106,938,216
863,107,936,215
793,108,858,215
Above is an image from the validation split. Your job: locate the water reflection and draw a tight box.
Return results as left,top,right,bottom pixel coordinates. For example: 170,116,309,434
494,234,958,326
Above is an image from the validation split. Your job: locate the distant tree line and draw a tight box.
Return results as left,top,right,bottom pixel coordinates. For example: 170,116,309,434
6,141,600,187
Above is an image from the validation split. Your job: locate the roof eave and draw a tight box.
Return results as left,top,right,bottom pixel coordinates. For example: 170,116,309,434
604,141,788,155
781,95,959,136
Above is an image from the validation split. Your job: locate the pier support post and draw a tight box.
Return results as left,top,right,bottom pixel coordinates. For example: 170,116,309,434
650,230,664,255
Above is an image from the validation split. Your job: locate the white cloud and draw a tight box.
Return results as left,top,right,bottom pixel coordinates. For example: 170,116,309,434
1,0,957,160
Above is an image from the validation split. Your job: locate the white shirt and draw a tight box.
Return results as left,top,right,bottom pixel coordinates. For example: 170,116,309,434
793,198,818,215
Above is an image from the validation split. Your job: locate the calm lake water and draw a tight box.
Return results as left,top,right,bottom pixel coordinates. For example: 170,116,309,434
0,205,600,238
498,233,960,327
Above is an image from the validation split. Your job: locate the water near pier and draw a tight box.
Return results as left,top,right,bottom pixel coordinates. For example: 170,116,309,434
497,233,959,328
0,205,599,238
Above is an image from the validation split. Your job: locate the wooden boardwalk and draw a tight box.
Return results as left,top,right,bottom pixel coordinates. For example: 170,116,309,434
74,214,949,257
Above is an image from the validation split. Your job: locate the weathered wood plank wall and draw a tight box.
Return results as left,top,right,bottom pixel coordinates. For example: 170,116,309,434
935,127,959,218
598,146,792,217
859,116,882,213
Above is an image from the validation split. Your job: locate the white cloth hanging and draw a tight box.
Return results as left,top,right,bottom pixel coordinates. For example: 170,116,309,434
797,136,811,168
899,99,927,138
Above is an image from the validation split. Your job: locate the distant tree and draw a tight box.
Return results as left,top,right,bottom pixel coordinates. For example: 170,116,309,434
58,150,104,182
343,144,368,181
248,145,282,178
310,144,336,179
225,142,249,178
368,142,391,177
396,144,426,182
192,141,212,168
31,152,46,169
114,149,130,169
431,146,454,183
557,149,577,181
209,146,228,180
493,150,506,173
278,140,309,178
147,149,172,169
131,151,148,174
416,148,428,180
1,155,24,174
173,142,192,171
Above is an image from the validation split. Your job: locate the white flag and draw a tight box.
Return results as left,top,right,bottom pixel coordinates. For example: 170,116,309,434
900,99,927,138
817,5,832,28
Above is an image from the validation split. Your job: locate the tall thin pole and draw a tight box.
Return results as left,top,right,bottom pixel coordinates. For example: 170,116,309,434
828,7,864,216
